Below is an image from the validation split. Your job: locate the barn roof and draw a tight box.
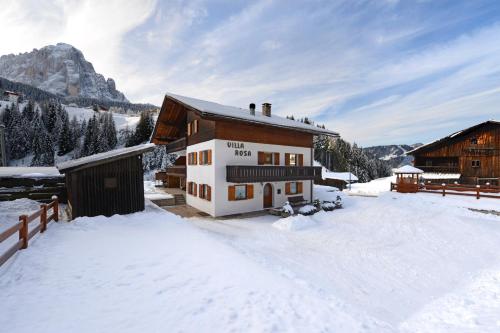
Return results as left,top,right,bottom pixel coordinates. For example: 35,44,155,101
152,93,338,144
57,144,155,173
408,120,499,155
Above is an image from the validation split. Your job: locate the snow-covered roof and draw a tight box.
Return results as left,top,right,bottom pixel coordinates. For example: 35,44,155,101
393,165,424,174
57,144,155,172
0,167,61,178
314,161,358,182
421,173,461,180
166,93,339,136
3,90,20,96
408,120,499,155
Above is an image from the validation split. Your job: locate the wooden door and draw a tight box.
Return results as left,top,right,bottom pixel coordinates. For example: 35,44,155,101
263,183,273,208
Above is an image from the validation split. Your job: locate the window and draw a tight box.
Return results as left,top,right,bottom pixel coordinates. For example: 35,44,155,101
187,182,197,196
285,153,303,166
235,185,247,200
470,137,478,145
228,184,254,201
187,120,199,136
199,149,212,165
472,160,481,168
198,184,211,201
258,152,279,165
188,152,197,165
285,182,303,195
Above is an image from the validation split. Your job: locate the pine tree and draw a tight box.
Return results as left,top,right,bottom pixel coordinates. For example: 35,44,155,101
6,105,30,160
127,111,154,147
22,100,36,122
57,110,73,156
31,113,54,166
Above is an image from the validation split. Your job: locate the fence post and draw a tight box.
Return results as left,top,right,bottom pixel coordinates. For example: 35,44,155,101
19,215,28,249
51,195,59,222
442,183,446,197
476,185,480,200
40,204,48,233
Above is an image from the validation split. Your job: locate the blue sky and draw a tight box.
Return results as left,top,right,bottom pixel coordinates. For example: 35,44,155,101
1,0,499,145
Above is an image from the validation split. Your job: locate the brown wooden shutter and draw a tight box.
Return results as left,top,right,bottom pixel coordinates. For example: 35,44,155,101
228,185,236,201
274,153,280,165
207,185,211,201
187,122,191,136
258,152,265,165
285,182,291,195
194,152,198,164
187,182,191,194
194,119,199,133
297,182,303,194
247,184,254,199
285,153,290,166
208,150,212,165
298,154,304,166
193,182,197,196
199,184,203,198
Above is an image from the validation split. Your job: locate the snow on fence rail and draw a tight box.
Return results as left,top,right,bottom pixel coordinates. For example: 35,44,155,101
0,196,59,267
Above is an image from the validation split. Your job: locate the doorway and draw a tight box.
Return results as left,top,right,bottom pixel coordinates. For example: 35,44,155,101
263,183,273,208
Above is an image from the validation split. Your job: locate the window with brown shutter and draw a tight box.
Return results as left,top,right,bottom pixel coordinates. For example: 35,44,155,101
199,184,203,198
285,153,290,166
297,182,303,193
194,152,197,164
199,150,212,165
207,150,212,165
193,119,199,134
193,182,197,196
285,182,291,195
228,185,235,201
258,152,265,165
247,184,254,199
298,154,304,166
285,182,301,195
274,153,280,165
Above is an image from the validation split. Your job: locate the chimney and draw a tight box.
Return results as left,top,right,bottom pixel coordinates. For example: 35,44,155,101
249,103,256,116
262,103,272,117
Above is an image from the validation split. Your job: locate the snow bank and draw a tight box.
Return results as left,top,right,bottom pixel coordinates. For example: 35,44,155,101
273,215,317,231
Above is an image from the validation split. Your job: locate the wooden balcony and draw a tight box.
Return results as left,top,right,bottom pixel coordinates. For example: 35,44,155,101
165,137,186,153
415,165,459,173
165,165,186,177
226,165,322,183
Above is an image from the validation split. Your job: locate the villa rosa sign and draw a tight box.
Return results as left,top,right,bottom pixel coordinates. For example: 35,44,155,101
227,141,251,157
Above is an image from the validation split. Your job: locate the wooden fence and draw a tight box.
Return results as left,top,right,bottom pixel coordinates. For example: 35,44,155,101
419,183,499,199
0,196,59,267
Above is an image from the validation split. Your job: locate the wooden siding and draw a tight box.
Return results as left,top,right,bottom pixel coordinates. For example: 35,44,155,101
66,155,145,219
412,123,499,182
215,118,313,148
187,110,216,146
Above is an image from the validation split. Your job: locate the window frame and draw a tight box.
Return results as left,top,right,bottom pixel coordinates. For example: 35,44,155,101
234,185,247,200
470,137,478,145
471,160,481,168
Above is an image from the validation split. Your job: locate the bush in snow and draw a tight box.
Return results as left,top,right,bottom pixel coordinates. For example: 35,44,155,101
321,201,335,211
312,199,322,210
298,205,317,216
281,201,294,218
335,195,343,209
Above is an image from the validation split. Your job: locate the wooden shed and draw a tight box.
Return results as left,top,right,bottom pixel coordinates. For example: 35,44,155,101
57,144,155,219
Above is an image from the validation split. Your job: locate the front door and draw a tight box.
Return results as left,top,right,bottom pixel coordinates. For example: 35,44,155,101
263,183,273,208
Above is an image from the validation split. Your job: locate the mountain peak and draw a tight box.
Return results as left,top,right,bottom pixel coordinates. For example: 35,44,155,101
0,43,128,103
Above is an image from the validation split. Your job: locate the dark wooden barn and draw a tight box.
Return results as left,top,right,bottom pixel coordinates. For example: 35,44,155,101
408,120,499,185
57,144,155,219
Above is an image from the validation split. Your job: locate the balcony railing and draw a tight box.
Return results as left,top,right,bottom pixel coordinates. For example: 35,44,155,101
414,165,459,173
165,165,186,177
165,137,186,153
226,165,322,183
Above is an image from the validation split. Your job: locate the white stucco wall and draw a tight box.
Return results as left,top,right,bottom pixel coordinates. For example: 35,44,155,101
185,140,216,216
186,139,313,217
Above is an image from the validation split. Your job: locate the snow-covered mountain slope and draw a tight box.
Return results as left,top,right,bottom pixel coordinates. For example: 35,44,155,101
0,43,128,102
363,144,422,168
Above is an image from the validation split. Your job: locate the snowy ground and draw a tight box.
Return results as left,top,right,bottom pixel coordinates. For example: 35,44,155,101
1,178,499,332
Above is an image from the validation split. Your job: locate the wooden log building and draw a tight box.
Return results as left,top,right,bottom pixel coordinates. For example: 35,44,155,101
408,120,499,185
57,144,155,219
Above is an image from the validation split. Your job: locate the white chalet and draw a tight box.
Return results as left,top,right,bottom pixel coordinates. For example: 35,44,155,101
151,93,338,217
